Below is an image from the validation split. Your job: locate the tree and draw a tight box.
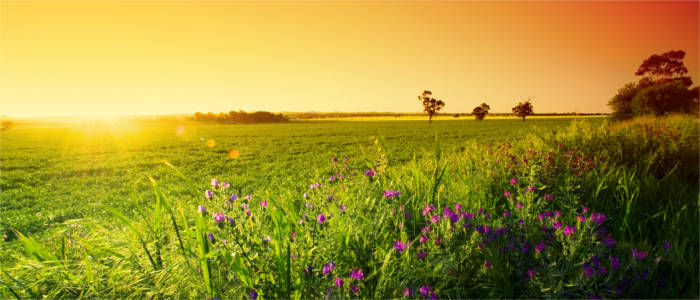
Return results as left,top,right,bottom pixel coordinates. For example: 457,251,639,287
512,99,534,121
471,103,490,121
418,90,445,124
1,120,14,131
609,50,698,119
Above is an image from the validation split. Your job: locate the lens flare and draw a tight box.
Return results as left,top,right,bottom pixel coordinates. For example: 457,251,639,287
207,139,216,147
229,149,239,158
176,125,185,136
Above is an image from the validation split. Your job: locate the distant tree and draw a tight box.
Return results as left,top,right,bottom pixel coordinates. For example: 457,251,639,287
471,103,490,121
512,99,534,121
610,50,698,119
418,90,445,124
1,120,14,131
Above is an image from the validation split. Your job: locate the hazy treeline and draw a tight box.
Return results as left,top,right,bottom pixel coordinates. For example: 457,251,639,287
287,112,608,119
192,110,288,123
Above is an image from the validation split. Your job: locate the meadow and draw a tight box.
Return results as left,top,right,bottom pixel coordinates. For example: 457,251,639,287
1,115,697,299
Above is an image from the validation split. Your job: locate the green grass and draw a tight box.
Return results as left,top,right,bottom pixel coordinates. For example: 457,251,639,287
1,116,697,299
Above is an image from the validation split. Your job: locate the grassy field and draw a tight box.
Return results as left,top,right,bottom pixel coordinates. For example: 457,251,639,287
1,116,697,299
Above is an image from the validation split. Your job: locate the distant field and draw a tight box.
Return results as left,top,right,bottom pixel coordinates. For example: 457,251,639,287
0,117,602,237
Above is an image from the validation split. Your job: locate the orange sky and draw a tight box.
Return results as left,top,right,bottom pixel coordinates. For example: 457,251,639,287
1,1,698,117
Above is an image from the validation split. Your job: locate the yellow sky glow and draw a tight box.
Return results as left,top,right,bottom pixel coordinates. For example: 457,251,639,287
1,1,698,117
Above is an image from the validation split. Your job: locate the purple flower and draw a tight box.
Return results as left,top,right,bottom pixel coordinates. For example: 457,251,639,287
483,260,492,268
259,200,268,208
322,262,335,275
339,204,347,211
544,194,553,201
575,215,587,223
384,190,401,198
393,241,407,252
610,255,620,269
404,211,411,219
535,242,546,253
198,205,207,215
364,169,376,177
516,202,523,209
504,191,511,197
303,192,308,198
417,251,427,259
221,182,230,188
349,269,364,280
583,264,594,277
331,157,337,162
249,289,257,300
510,178,518,185
603,236,616,248
317,214,326,223
227,216,235,225
583,206,589,213
503,211,510,218
264,236,270,243
213,212,225,223
464,212,474,220
422,204,435,216
419,285,431,297
289,232,295,240
434,237,441,245
554,211,562,218
527,269,536,278
350,285,359,294
562,225,576,236
231,193,238,201
403,287,411,296
207,233,215,243
662,242,671,250
245,209,251,216
205,190,213,198
211,179,219,188
455,203,463,211
329,176,336,181
419,235,429,243
334,277,343,288
430,292,437,300
552,221,562,230
631,248,647,260
431,215,441,224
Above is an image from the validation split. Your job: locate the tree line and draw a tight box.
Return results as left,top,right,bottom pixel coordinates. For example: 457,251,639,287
193,110,288,123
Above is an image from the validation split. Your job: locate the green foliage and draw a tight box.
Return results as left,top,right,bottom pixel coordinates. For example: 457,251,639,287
512,99,534,121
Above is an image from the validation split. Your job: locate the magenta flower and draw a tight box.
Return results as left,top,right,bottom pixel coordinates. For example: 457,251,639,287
331,157,337,162
422,204,435,216
259,200,268,208
384,190,401,198
205,190,213,198
516,202,523,209
334,277,343,288
503,211,510,218
544,194,553,201
364,169,376,177
603,236,616,248
350,285,359,294
504,191,511,197
552,221,562,230
631,248,647,260
662,242,671,250
249,289,257,300
289,232,295,240
264,236,270,243
207,233,215,243
431,215,441,224
211,179,219,187
434,237,441,245
535,242,546,253
510,178,518,185
213,212,225,223
329,176,336,181
349,269,364,280
245,194,251,200
317,214,326,223
198,205,207,215
322,262,335,275
419,285,431,297
583,206,589,213
403,287,411,296
419,235,429,243
221,181,230,188
583,264,594,277
393,241,407,252
527,269,536,278
526,185,535,193
537,214,544,222
241,203,248,209
562,225,576,236
610,255,620,269
417,251,427,259
245,209,251,216
589,212,606,225
455,203,463,211
339,204,347,211
429,292,437,300
575,215,586,223
483,260,492,268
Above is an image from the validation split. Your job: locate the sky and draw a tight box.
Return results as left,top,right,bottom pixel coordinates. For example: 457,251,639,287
1,1,698,117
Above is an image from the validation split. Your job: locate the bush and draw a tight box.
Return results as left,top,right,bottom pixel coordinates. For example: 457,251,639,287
631,81,696,116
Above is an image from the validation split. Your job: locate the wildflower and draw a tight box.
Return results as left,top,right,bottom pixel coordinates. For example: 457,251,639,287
249,289,257,300
419,285,431,297
205,190,213,198
211,179,219,187
483,213,491,219
227,217,235,225
245,194,251,200
322,262,335,275
583,264,594,277
343,157,349,162
516,202,523,209
610,255,620,269
339,204,347,211
364,169,376,177
317,214,326,223
527,269,536,278
503,211,510,218
518,219,524,226
231,193,238,201
327,194,334,200
429,292,437,300
264,236,270,243
562,225,576,236
299,219,305,225
384,190,401,198
510,178,518,185
245,209,251,216
350,285,359,294
431,215,441,224
583,206,589,213
535,242,546,253
393,241,407,252
662,241,671,250
417,251,427,259
213,212,225,223
221,182,230,188
435,237,441,245
554,211,562,218
552,221,562,230
329,176,336,181
404,211,411,219
303,192,308,198
422,204,435,216
537,214,544,222
198,205,207,215
331,157,337,162
334,277,343,288
504,191,511,197
464,212,474,220
455,203,463,211
349,269,364,280
404,287,411,296
631,248,647,260
544,194,553,201
598,267,608,275
419,235,429,243
575,215,586,223
289,232,295,240
526,185,535,193
483,260,492,268
242,203,248,209
207,233,215,243
259,200,268,208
